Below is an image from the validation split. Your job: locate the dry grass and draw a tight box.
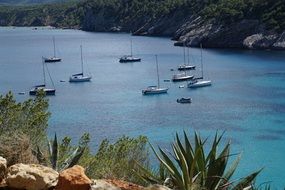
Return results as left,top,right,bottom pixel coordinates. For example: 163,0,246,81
0,132,38,166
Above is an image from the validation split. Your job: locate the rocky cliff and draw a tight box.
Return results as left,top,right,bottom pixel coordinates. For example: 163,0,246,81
0,0,284,50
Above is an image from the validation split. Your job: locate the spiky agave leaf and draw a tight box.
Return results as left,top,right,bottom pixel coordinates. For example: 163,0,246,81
60,147,86,171
133,161,165,184
205,142,230,189
32,145,47,165
149,143,184,189
232,169,262,190
48,133,58,170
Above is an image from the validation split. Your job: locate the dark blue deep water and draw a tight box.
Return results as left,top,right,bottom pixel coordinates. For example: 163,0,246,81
1,27,285,188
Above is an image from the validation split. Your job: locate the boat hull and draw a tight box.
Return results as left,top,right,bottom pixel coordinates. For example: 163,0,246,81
119,58,141,63
29,88,56,96
172,75,194,82
44,57,61,63
142,88,168,95
188,80,212,88
69,76,92,82
178,66,196,71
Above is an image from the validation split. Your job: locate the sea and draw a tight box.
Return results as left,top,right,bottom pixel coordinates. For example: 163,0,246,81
0,27,285,188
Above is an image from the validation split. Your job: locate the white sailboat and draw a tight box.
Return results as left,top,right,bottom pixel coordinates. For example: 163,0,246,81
142,55,168,95
172,43,194,82
44,37,61,63
119,39,141,63
188,44,212,88
69,45,92,82
178,44,196,71
30,57,56,95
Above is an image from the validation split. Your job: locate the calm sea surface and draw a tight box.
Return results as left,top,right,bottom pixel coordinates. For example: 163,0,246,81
1,27,285,187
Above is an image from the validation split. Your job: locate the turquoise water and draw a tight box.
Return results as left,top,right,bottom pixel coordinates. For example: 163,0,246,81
0,27,285,188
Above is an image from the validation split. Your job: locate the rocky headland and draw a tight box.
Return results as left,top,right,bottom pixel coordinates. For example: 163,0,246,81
0,0,284,50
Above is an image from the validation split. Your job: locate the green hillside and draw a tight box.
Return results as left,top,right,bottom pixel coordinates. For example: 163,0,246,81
0,0,284,49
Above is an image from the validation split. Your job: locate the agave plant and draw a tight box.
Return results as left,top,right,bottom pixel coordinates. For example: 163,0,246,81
33,133,86,171
137,131,261,190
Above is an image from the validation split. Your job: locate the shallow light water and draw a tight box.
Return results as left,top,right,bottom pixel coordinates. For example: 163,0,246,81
0,27,285,188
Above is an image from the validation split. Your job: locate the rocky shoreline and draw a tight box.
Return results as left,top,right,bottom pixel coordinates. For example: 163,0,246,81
0,156,169,190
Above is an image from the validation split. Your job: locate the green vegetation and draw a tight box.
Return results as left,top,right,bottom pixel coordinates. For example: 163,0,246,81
202,0,285,31
32,133,88,171
0,92,263,188
137,132,261,190
0,0,284,32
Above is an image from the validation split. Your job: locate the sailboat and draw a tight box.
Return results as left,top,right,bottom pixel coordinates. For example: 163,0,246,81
142,55,168,95
44,37,61,63
30,57,56,95
178,45,196,71
69,45,92,82
188,44,212,88
172,43,194,82
119,39,141,63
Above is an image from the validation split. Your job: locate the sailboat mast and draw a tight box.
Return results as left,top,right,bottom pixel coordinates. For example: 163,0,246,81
187,46,190,64
42,58,46,85
200,43,203,79
130,39,133,57
183,42,186,65
53,37,56,57
155,55,160,88
80,45,84,75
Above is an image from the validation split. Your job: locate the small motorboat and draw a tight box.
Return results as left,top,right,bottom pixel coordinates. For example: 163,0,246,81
164,79,171,82
177,97,192,104
178,64,196,71
18,92,25,95
119,55,141,63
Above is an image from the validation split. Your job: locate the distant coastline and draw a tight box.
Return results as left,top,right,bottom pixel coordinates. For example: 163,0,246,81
0,0,284,50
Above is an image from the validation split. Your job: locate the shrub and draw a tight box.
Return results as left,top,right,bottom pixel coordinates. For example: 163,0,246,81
85,135,150,185
137,131,261,190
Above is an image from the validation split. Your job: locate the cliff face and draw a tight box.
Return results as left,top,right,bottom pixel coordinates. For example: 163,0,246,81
0,0,285,50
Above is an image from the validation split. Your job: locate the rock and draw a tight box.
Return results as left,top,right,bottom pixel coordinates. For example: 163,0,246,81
91,179,120,190
243,33,278,49
273,31,285,50
105,179,143,190
0,157,7,183
55,165,92,190
144,185,172,190
6,163,58,190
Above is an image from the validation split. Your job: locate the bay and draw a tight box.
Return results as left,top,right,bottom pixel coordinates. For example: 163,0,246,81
0,27,285,188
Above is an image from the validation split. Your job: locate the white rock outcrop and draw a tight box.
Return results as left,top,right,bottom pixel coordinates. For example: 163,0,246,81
6,163,58,190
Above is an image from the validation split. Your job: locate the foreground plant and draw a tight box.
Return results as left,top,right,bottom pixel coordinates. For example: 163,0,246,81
33,133,88,171
137,131,261,190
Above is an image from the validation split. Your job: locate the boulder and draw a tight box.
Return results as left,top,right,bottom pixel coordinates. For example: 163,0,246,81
144,185,172,190
91,179,120,190
6,163,58,190
0,157,7,182
243,33,278,49
273,31,285,50
55,165,92,190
